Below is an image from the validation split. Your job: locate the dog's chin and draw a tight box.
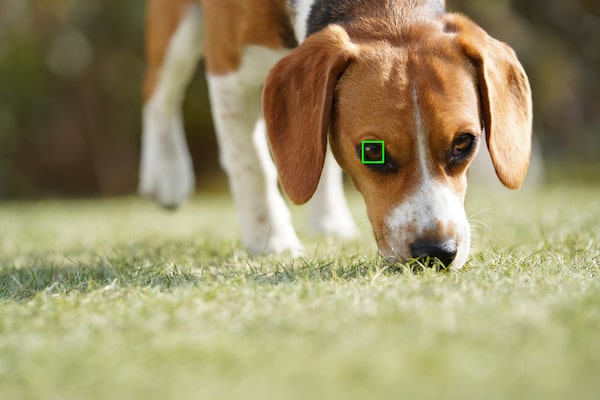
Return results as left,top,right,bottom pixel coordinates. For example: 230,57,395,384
377,243,412,266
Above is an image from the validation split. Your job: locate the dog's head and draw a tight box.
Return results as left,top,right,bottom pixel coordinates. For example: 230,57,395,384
263,14,532,269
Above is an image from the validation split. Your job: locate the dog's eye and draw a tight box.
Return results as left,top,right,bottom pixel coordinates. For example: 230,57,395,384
357,142,398,173
451,134,476,160
363,143,383,162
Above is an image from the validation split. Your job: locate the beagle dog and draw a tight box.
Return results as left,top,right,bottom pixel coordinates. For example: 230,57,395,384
140,0,532,269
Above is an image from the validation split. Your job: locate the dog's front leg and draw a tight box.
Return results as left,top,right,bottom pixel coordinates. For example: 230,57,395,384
206,61,302,256
139,3,200,208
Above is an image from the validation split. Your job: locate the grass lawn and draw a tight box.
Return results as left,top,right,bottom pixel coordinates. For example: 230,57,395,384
0,181,598,399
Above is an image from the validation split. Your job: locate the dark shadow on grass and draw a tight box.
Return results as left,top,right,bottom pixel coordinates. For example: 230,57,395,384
0,242,457,301
0,245,208,301
0,260,206,301
0,236,255,301
245,254,451,286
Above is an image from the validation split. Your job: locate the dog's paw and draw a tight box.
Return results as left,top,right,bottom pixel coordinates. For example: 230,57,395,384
308,209,357,238
139,153,195,209
244,224,304,257
247,235,304,257
139,111,195,209
264,234,304,257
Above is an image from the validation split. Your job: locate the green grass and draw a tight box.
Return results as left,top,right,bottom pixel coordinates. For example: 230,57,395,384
0,183,599,400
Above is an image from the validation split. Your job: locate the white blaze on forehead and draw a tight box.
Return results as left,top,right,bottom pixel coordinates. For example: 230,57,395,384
412,85,432,185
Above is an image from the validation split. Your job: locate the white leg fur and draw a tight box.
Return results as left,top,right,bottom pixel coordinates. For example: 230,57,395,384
307,147,357,237
139,5,202,208
207,46,302,255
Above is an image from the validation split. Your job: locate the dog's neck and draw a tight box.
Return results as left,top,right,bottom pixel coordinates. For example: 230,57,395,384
292,0,446,42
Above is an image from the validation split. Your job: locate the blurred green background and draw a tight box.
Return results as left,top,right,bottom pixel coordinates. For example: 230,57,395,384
0,0,598,198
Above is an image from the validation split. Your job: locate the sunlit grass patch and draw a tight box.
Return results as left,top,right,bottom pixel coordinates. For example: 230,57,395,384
0,184,599,399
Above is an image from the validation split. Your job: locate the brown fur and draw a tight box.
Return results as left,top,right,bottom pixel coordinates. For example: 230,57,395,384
144,0,295,100
446,14,532,189
202,0,296,74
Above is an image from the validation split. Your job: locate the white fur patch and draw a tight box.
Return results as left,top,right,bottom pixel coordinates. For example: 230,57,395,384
412,86,431,185
139,5,202,207
294,0,317,42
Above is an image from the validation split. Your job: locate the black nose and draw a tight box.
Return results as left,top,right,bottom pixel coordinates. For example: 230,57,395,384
410,239,458,267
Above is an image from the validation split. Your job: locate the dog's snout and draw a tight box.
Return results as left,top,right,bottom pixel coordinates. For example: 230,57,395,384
410,239,458,267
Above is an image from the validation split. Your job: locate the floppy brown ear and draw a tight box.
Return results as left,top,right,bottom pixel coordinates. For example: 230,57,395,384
445,14,533,189
263,25,357,204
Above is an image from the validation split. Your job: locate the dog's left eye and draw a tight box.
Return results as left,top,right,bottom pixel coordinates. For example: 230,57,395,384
363,143,383,162
356,144,398,173
451,134,476,160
